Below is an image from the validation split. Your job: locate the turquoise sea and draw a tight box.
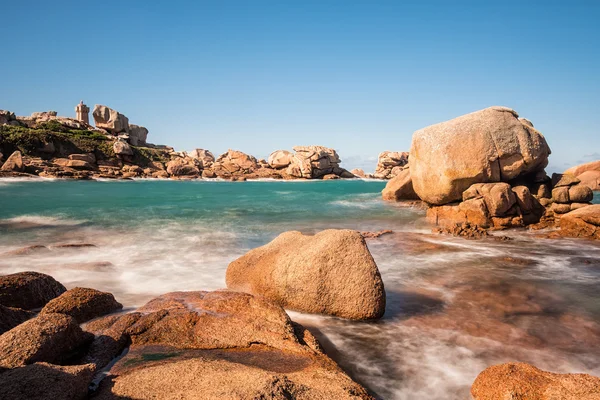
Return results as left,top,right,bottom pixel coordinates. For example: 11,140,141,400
0,179,599,399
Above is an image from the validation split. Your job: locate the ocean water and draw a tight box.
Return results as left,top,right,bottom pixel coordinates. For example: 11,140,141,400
0,179,599,399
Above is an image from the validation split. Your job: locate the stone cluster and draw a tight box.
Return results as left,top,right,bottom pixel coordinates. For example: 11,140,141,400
92,105,148,147
373,151,409,179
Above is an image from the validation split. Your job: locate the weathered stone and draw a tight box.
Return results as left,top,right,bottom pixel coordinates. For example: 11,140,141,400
427,198,492,228
166,158,200,177
552,186,570,203
559,205,600,239
66,160,94,170
511,185,534,213
213,150,258,175
568,184,594,203
382,169,420,201
1,151,24,172
268,150,293,169
577,170,600,191
410,107,551,205
0,271,66,310
0,305,35,335
189,149,215,168
471,362,600,400
92,105,129,133
128,124,148,146
565,160,600,177
552,202,572,214
530,182,552,198
374,151,409,179
0,313,93,368
113,141,133,156
462,182,516,217
350,168,365,178
227,229,385,320
322,173,339,180
40,287,122,323
571,202,592,211
0,362,95,400
552,172,580,188
68,153,96,163
287,146,341,179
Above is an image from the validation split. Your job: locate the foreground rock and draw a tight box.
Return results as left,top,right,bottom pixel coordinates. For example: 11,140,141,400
410,106,551,205
471,362,600,400
0,271,66,309
90,291,373,399
0,305,35,335
40,287,123,323
0,313,93,368
381,169,419,201
0,362,95,400
559,205,600,240
226,229,386,320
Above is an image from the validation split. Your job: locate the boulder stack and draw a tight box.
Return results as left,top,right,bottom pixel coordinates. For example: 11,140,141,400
92,105,129,134
286,145,353,179
548,173,594,216
373,151,409,179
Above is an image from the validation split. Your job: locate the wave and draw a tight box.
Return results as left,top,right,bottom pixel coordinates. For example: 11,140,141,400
0,215,87,227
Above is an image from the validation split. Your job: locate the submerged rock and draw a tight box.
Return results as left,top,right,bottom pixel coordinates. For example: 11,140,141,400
410,106,551,205
226,229,386,320
0,271,66,310
0,313,93,368
40,287,122,323
471,362,600,400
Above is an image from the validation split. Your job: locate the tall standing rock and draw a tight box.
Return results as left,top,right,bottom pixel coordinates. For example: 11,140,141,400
93,105,129,134
410,106,551,205
0,151,24,172
226,229,386,320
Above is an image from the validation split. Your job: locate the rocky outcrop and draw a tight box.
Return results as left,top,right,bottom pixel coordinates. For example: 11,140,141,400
88,290,372,399
189,149,215,168
410,106,551,205
0,271,66,310
212,149,258,176
549,173,594,217
0,362,95,400
0,305,35,335
559,205,600,240
40,287,122,323
92,105,129,134
128,124,148,146
287,145,348,179
165,158,200,177
0,313,93,368
226,229,386,320
565,160,600,191
373,151,409,179
113,140,133,156
0,151,24,172
350,168,366,178
268,150,293,169
471,362,600,400
0,110,19,126
381,169,419,201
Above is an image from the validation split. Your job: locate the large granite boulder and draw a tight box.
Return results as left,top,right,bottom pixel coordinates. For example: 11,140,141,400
40,287,122,323
287,146,341,178
226,229,386,320
0,313,93,368
565,160,600,191
166,158,200,177
189,149,215,168
410,106,551,205
471,362,600,400
374,151,409,179
0,271,66,310
0,151,24,172
381,169,419,201
113,140,133,156
88,291,372,399
268,150,293,169
0,362,95,400
93,105,129,134
559,205,600,240
213,149,258,175
128,124,148,146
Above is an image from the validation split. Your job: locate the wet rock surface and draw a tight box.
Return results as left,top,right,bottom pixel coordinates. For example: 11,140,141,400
0,271,66,310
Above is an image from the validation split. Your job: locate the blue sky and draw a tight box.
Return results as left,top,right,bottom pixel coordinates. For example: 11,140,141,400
1,0,598,172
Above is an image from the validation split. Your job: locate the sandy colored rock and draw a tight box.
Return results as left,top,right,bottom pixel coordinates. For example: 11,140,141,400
0,305,35,335
213,149,258,175
0,271,66,309
268,150,293,169
113,140,133,156
374,151,409,179
0,313,93,368
471,362,600,400
93,105,129,133
577,170,600,191
552,186,570,203
166,158,200,176
68,153,96,163
350,168,365,178
226,229,386,320
462,182,517,216
189,149,215,168
552,172,580,188
565,160,600,177
66,160,95,170
382,169,420,201
1,150,24,172
559,204,600,239
40,287,122,323
0,362,95,400
569,184,594,202
410,106,551,205
287,146,341,179
427,199,492,229
128,124,148,146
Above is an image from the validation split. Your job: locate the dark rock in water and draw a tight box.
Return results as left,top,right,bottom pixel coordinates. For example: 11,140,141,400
0,271,66,310
51,243,96,249
40,287,123,323
1,245,50,257
0,313,94,368
87,290,373,399
226,229,386,320
471,362,600,400
0,362,95,400
0,305,35,335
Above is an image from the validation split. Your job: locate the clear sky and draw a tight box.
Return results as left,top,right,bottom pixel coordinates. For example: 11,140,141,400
1,0,598,172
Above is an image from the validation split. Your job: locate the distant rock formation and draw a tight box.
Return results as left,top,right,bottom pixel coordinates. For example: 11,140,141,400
565,160,600,191
373,151,409,179
92,105,129,134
